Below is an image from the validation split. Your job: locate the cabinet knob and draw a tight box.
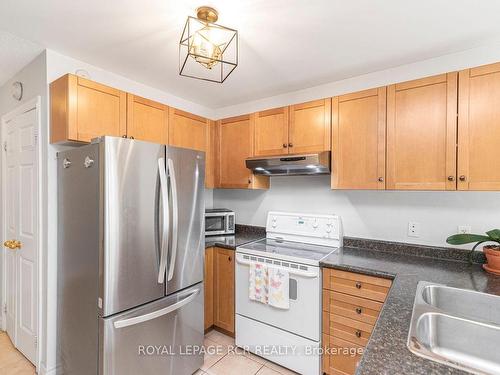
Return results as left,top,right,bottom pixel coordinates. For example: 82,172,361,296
459,175,467,182
355,307,362,315
129,136,135,140
448,176,455,181
355,282,362,289
288,142,293,148
122,135,127,138
228,256,232,261
378,177,384,182
355,330,362,338
248,178,252,184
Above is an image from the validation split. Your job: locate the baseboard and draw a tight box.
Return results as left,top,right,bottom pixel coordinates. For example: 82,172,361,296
38,363,58,375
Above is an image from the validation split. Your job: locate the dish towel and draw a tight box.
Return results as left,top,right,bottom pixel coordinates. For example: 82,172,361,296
249,263,268,304
268,267,290,310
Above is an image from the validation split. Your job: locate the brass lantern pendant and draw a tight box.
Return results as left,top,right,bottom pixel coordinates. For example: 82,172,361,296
179,6,238,83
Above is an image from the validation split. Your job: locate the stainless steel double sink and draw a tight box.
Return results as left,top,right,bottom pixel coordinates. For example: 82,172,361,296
407,281,500,374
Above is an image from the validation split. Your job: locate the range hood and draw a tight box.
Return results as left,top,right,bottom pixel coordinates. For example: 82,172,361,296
246,152,330,176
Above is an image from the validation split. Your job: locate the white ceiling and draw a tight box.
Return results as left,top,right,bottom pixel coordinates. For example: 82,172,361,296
1,0,500,109
0,31,44,87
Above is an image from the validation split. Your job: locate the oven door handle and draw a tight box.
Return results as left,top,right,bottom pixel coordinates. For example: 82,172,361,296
236,257,318,278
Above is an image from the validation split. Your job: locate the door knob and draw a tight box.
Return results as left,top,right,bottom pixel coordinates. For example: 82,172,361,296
3,240,21,249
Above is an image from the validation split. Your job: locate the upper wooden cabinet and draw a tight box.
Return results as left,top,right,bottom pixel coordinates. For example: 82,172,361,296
51,74,127,144
169,108,208,152
386,73,458,190
332,88,386,190
127,94,168,144
253,99,331,156
217,115,269,189
253,107,289,156
289,99,331,153
458,63,500,190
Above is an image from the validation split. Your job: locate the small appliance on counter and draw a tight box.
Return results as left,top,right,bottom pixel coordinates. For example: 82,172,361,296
205,208,235,236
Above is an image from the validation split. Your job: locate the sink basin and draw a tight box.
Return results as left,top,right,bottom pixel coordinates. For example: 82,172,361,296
408,282,500,374
411,312,500,374
421,284,500,325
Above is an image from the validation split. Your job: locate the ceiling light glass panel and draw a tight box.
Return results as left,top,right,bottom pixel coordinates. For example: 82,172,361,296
179,13,238,83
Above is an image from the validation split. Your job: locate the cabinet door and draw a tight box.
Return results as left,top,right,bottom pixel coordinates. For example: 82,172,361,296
332,89,386,190
51,74,127,143
205,120,217,189
386,73,458,190
127,94,168,144
213,248,235,334
218,115,269,189
289,99,331,154
168,108,207,152
253,107,289,156
204,247,214,331
458,63,500,190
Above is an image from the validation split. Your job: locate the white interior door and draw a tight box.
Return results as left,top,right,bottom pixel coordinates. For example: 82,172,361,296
3,106,39,364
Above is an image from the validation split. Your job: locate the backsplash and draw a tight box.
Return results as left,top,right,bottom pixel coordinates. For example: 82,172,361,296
212,175,500,248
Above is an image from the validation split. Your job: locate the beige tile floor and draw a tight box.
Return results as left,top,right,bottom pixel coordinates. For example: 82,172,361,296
0,331,36,375
0,329,297,375
200,330,298,375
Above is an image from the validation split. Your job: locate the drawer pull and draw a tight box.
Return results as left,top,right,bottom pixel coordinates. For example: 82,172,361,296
355,330,362,338
355,282,362,289
355,307,362,315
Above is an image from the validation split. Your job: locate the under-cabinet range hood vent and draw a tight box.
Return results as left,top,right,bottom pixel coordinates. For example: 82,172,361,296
246,152,330,176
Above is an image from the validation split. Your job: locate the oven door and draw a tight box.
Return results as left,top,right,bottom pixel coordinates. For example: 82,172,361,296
205,213,227,235
235,252,321,341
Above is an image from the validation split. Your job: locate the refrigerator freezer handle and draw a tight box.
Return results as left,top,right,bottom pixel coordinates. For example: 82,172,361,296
157,158,169,284
167,158,179,282
113,288,200,329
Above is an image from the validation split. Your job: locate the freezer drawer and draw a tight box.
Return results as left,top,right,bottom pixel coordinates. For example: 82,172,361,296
99,283,204,375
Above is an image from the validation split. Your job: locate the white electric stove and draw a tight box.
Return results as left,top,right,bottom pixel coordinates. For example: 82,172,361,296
235,212,343,375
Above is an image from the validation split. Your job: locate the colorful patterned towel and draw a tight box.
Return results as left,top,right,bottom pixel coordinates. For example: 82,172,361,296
249,263,268,304
268,267,290,310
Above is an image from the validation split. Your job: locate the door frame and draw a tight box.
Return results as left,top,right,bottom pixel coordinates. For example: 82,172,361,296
1,96,42,371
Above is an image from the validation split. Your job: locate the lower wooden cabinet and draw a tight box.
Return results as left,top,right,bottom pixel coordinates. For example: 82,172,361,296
322,268,392,375
204,247,235,335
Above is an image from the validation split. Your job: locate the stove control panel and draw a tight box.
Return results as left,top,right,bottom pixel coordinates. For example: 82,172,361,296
266,211,343,246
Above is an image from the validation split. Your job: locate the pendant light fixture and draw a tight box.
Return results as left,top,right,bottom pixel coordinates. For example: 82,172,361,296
179,6,238,83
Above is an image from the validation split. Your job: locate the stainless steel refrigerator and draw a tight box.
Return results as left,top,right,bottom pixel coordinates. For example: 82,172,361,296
56,136,205,375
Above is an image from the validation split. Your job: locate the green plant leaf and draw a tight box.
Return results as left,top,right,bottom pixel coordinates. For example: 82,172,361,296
446,234,492,245
486,229,500,241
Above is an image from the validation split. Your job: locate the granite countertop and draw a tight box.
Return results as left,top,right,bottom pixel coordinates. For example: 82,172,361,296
205,224,265,250
320,240,500,375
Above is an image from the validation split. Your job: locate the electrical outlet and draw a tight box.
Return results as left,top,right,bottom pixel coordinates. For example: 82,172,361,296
458,225,471,234
408,222,420,238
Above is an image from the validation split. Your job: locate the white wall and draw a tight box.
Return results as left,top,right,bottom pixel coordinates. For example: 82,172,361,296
46,50,215,119
213,176,500,248
214,41,500,118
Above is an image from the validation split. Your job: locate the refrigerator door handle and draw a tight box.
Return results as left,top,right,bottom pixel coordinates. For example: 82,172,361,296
113,288,201,329
157,157,169,284
167,158,179,282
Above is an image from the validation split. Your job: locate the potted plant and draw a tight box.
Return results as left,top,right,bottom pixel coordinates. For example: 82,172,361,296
446,229,500,274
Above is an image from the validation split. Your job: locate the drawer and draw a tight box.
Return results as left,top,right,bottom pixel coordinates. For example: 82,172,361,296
323,269,392,302
323,312,374,346
322,334,363,375
323,290,383,325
